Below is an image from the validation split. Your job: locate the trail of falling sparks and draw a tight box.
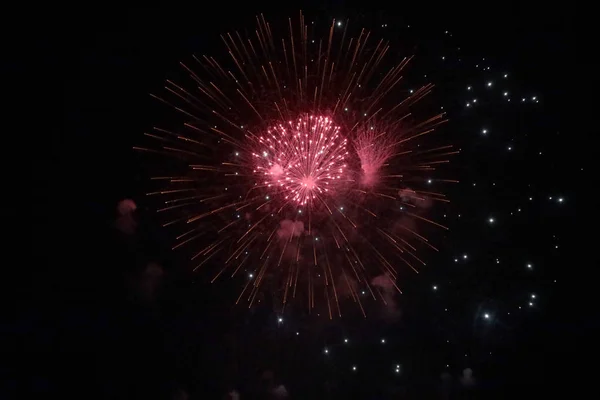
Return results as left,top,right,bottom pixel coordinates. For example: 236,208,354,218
136,11,458,317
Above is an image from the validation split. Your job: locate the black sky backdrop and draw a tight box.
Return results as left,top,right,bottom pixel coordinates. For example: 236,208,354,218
14,2,593,398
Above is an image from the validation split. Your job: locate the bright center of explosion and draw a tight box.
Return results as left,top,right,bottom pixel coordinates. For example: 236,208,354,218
355,128,395,187
301,176,316,190
253,115,348,206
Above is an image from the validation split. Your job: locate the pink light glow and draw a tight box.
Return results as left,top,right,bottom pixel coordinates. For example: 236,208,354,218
354,125,395,187
253,115,349,206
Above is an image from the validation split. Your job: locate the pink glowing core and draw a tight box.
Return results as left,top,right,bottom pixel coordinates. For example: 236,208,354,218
252,115,348,206
269,163,284,177
301,176,316,190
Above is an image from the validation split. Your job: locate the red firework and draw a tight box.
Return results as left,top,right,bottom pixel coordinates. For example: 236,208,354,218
354,122,396,187
136,12,458,318
253,114,349,206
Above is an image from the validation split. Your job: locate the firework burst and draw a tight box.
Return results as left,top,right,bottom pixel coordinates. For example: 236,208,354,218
254,114,349,206
136,12,458,318
354,120,397,187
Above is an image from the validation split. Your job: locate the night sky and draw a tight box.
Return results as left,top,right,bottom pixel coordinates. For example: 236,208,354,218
17,3,589,398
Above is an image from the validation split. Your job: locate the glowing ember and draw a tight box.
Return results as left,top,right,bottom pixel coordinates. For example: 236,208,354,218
253,115,348,206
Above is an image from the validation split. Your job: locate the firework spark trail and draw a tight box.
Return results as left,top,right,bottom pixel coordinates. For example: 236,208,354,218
137,12,459,317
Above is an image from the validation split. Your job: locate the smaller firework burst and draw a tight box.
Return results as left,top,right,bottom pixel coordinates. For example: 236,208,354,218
353,121,398,188
253,114,349,207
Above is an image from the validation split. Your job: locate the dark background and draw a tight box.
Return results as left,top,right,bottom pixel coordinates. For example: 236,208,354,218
11,2,591,398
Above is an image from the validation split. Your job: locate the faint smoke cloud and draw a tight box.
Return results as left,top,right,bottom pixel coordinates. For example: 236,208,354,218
398,188,433,209
460,368,476,387
335,272,357,298
117,198,137,215
277,219,305,240
440,372,453,400
134,262,164,303
371,273,402,320
115,199,137,235
171,386,189,400
393,215,417,234
226,391,240,400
